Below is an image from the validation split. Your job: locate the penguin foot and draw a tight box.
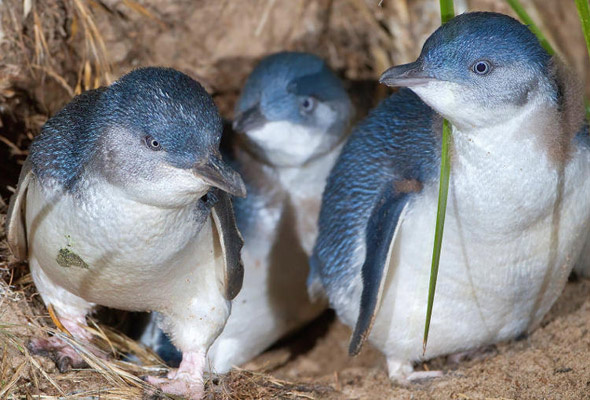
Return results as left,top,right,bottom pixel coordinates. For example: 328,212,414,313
386,357,414,385
386,357,443,385
28,336,98,372
406,370,444,382
28,313,109,373
145,350,205,400
145,374,204,400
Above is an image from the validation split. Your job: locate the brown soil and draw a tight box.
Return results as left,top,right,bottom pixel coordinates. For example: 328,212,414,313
2,1,590,399
262,278,590,400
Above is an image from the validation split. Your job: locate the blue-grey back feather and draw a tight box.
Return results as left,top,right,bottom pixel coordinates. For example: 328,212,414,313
311,88,441,298
30,88,107,189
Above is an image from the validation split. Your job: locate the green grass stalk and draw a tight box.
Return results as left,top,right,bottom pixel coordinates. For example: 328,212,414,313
575,0,590,119
423,0,455,354
505,0,555,54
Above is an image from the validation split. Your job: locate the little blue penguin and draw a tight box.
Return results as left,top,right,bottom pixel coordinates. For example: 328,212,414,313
141,51,354,372
310,12,590,383
5,67,246,399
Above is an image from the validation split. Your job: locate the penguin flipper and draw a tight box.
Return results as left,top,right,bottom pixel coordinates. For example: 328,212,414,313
349,184,410,356
210,188,245,301
6,159,34,261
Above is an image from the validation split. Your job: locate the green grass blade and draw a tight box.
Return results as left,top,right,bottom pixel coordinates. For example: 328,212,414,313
575,0,590,121
423,0,455,354
505,0,555,55
575,0,590,59
423,118,452,354
439,0,455,24
508,1,590,123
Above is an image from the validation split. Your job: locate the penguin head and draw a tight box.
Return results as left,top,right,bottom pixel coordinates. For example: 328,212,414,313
380,12,554,131
95,67,245,206
233,52,353,167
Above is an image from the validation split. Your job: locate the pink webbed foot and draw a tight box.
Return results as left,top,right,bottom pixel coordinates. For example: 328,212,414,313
29,336,88,372
406,370,444,382
387,358,444,385
29,314,107,372
145,351,206,400
28,334,108,372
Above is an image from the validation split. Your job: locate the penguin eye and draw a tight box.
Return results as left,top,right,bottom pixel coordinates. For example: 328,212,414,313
300,97,316,113
145,135,162,151
472,60,491,75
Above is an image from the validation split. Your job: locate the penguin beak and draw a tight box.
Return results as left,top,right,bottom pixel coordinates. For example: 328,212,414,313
233,105,267,133
194,156,247,198
379,61,436,87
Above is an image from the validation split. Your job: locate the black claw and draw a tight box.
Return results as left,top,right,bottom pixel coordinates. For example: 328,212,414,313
57,356,72,373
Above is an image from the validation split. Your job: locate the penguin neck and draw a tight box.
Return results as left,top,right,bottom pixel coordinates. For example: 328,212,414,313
451,90,568,170
273,142,342,195
234,137,343,197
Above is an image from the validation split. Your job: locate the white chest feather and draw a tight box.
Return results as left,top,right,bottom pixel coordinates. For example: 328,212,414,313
277,146,341,254
26,177,225,313
245,104,337,167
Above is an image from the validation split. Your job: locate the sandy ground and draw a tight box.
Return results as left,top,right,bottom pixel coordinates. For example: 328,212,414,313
264,277,590,399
